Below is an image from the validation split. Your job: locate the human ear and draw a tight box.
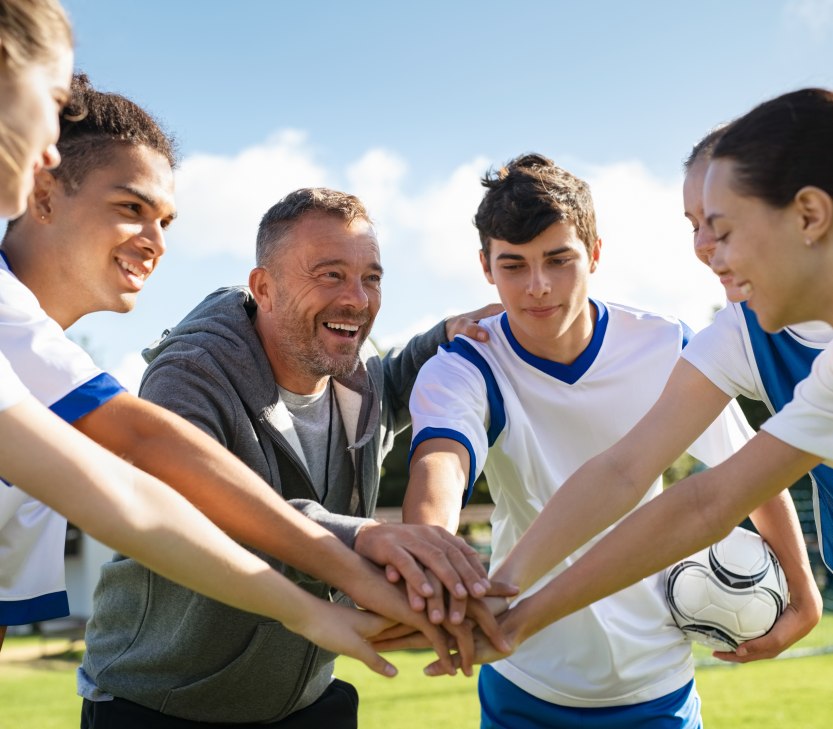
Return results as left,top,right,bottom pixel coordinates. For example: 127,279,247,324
479,250,495,285
794,186,833,244
248,267,274,313
30,170,58,222
588,238,602,273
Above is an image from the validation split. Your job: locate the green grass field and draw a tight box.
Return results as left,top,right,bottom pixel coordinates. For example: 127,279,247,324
2,618,832,728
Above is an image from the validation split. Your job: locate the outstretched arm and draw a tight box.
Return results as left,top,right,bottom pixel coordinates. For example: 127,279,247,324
75,393,382,590
0,396,401,676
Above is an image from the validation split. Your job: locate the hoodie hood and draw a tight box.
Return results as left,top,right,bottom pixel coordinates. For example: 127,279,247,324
143,286,278,412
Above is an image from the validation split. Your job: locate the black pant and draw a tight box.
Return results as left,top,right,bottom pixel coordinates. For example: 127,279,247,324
80,678,359,729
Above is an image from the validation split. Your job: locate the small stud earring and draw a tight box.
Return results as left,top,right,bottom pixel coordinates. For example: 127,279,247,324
805,237,815,247
40,215,46,221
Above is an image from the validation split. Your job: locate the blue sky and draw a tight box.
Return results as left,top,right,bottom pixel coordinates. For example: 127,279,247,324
59,0,833,390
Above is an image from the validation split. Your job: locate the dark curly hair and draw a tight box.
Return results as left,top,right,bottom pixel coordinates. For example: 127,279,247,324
53,73,178,193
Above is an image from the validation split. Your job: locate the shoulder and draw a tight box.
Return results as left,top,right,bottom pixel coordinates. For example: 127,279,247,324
603,301,692,343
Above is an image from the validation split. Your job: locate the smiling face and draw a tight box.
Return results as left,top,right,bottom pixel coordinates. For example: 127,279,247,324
30,143,176,327
683,156,747,303
703,157,830,332
481,221,600,363
0,45,72,217
250,212,382,394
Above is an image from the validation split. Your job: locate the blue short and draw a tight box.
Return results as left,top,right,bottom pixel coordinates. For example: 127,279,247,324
479,665,702,729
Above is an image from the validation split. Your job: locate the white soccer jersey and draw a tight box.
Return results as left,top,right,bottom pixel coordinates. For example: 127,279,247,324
683,301,833,572
0,352,28,412
0,251,124,624
410,302,753,708
0,252,123,417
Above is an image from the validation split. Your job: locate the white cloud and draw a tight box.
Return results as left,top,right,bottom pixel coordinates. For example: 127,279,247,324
345,150,488,282
586,161,724,332
784,0,833,40
345,148,409,239
168,130,331,259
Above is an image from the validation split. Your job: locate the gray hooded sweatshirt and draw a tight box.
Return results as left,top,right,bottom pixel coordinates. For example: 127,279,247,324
80,286,448,723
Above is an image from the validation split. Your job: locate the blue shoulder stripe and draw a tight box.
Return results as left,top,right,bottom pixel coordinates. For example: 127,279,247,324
440,338,505,445
740,302,823,413
49,372,125,423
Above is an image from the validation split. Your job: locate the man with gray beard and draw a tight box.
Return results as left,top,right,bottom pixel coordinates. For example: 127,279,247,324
80,187,506,728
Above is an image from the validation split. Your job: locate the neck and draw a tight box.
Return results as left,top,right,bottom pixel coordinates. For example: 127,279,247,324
3,232,78,330
511,300,597,365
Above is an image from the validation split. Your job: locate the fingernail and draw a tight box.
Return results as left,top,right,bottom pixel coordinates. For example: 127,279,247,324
431,609,443,623
422,582,433,596
455,583,467,598
451,611,462,624
385,664,398,677
472,583,486,597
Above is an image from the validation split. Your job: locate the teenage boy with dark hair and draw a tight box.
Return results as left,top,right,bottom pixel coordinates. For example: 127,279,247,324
403,153,809,728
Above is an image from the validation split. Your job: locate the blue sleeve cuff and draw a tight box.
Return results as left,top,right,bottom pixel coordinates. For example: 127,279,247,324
409,427,478,507
49,372,125,423
0,590,69,625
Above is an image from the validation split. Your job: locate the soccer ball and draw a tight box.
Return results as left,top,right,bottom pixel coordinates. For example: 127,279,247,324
665,526,789,652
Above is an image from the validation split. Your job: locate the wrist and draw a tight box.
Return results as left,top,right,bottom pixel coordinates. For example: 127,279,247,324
279,590,320,637
502,598,535,648
353,519,376,549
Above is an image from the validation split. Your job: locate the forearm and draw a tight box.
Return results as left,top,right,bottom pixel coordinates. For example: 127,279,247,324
402,439,468,531
0,398,335,629
503,433,819,645
75,394,376,587
493,447,650,592
748,490,822,618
